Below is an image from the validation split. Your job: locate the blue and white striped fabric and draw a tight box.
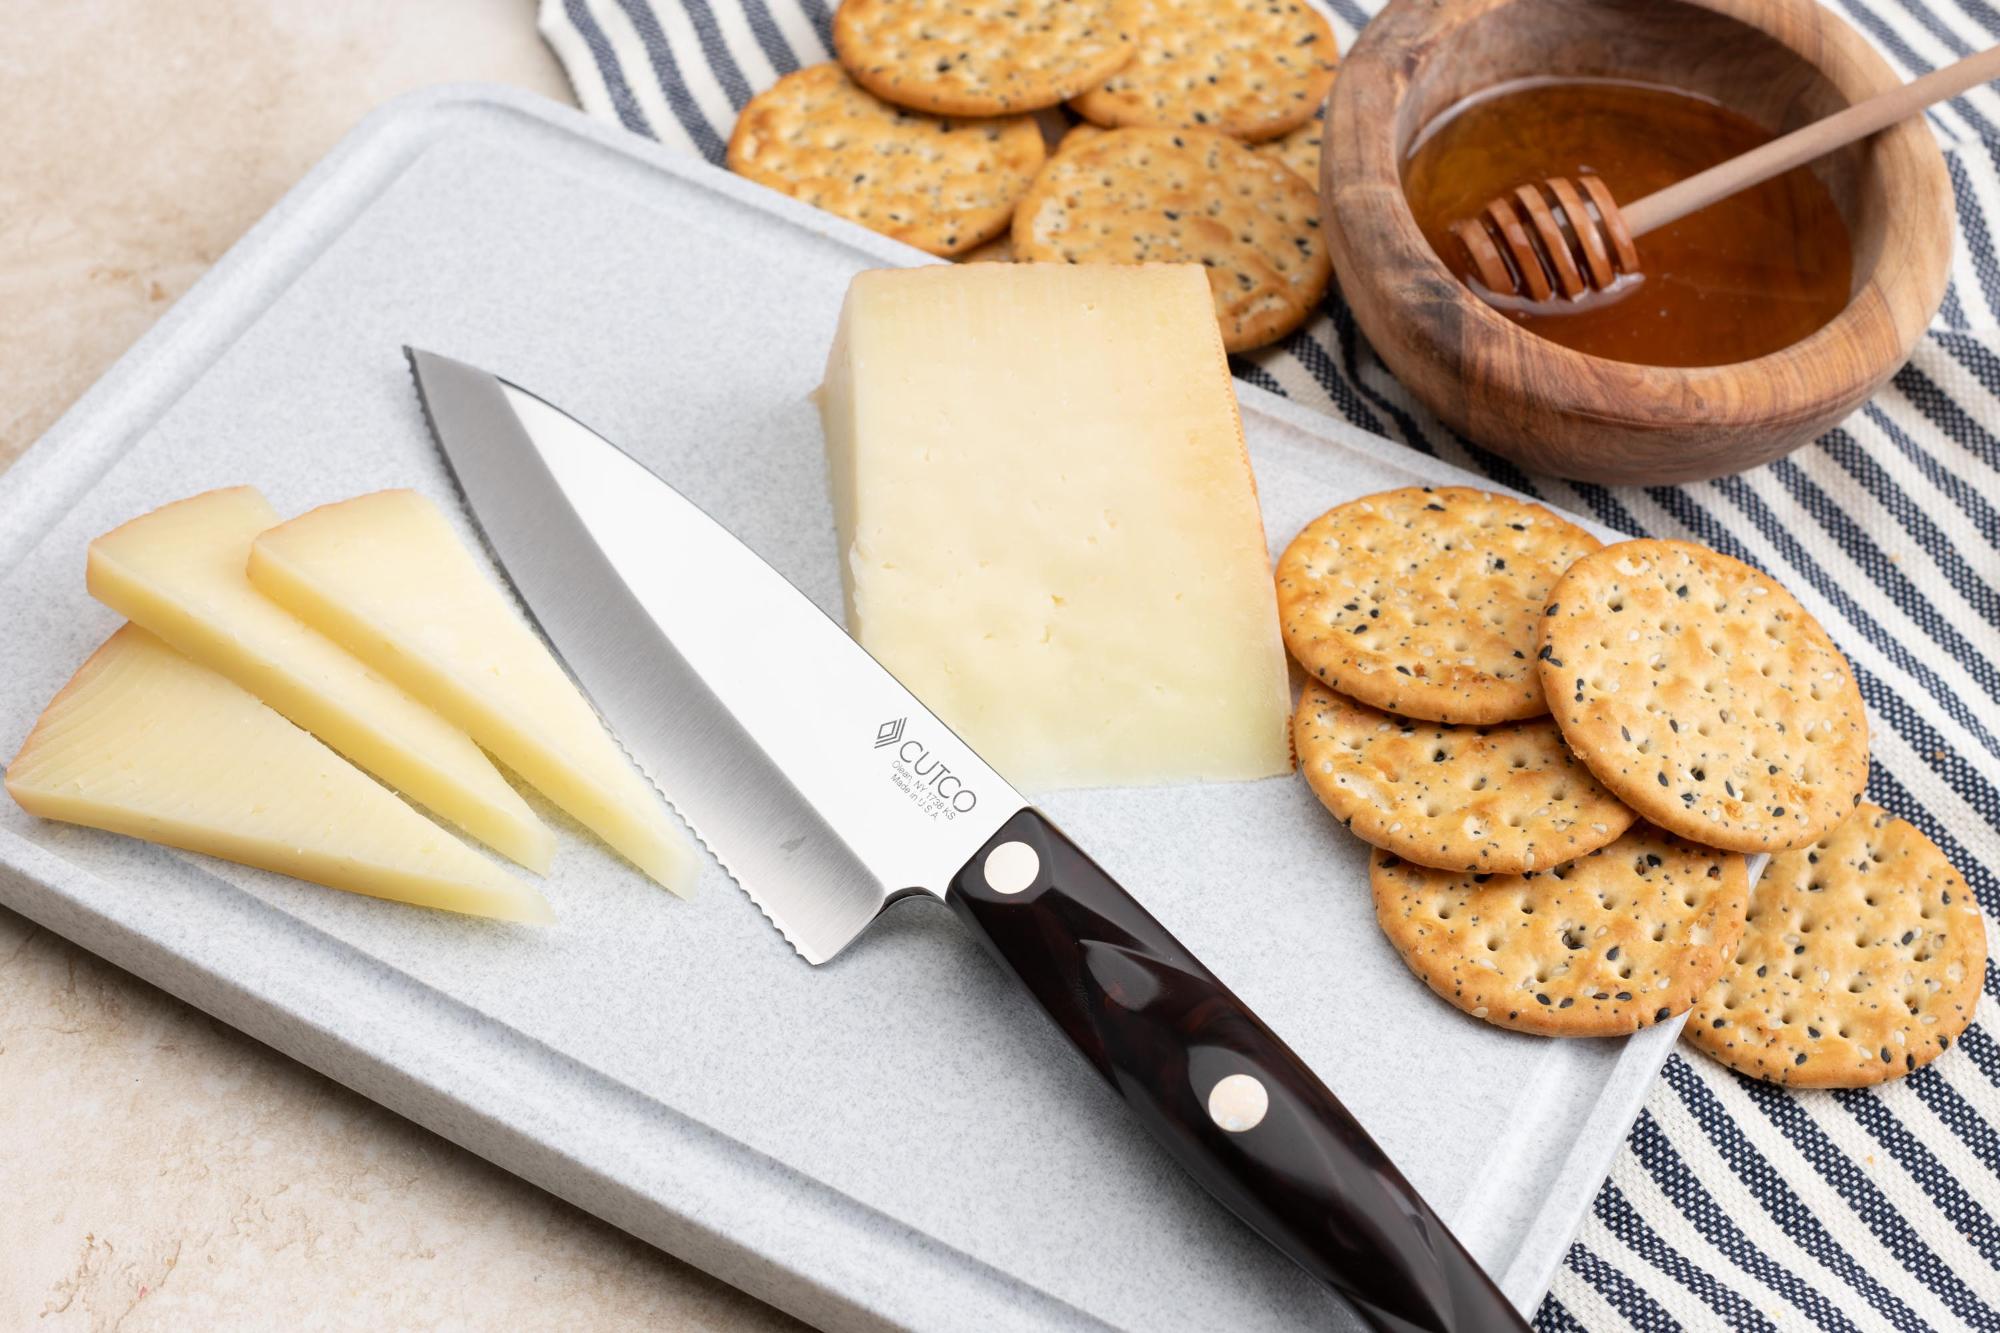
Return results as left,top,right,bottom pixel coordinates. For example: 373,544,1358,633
539,0,2000,1325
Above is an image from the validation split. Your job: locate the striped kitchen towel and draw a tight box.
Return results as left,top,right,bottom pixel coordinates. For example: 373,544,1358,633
540,0,2000,1327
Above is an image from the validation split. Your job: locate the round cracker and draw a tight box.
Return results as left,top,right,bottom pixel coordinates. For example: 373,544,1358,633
1371,827,1750,1037
1275,486,1602,724
727,63,1045,258
833,0,1137,116
1070,0,1338,142
1011,127,1329,352
1537,539,1869,853
1255,100,1325,188
1686,804,1987,1087
1055,120,1107,155
958,233,1015,263
1295,681,1635,874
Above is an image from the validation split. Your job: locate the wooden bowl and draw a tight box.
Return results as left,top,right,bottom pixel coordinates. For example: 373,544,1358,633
1321,0,1951,485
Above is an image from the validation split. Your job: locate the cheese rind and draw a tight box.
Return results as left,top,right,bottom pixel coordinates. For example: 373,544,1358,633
818,263,1292,790
87,487,552,871
5,626,552,924
246,490,699,896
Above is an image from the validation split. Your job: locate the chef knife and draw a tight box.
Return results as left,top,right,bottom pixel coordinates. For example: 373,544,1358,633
406,347,1530,1333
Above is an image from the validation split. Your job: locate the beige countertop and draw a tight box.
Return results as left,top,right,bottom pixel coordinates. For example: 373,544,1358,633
0,3,798,1326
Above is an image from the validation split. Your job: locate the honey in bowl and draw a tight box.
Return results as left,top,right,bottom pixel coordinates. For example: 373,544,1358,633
1401,79,1854,368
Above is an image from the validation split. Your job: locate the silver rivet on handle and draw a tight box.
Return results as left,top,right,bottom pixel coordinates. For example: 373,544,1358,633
1207,1074,1270,1132
983,840,1040,895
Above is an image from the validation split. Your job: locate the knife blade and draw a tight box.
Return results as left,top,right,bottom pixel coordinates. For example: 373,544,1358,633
407,346,1024,963
406,347,1530,1333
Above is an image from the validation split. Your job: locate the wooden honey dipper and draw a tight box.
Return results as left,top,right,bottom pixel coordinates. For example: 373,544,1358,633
1451,45,2000,300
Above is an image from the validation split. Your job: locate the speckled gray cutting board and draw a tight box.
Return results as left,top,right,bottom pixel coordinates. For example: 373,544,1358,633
0,87,1681,1333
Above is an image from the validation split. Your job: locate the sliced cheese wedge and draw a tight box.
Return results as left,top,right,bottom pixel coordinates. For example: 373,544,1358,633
5,626,553,924
88,487,552,871
247,490,698,896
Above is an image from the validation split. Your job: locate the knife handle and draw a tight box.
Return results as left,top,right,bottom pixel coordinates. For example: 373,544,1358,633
945,807,1529,1333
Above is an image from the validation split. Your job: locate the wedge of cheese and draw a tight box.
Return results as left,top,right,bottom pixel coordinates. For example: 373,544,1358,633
87,487,552,871
817,263,1292,789
246,490,698,896
5,626,552,923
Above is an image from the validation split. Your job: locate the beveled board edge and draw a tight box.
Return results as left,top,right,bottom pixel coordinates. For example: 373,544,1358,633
0,84,1688,1327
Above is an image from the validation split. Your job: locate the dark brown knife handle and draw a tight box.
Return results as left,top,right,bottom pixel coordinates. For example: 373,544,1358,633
946,808,1528,1333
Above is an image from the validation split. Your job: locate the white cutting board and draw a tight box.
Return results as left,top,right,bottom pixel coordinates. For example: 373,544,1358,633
0,87,1677,1332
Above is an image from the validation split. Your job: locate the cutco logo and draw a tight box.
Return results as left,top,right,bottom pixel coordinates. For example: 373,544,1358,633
875,718,978,817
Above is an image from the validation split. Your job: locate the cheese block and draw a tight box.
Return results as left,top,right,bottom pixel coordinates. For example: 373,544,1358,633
87,487,552,871
246,490,699,896
816,263,1292,789
5,626,552,924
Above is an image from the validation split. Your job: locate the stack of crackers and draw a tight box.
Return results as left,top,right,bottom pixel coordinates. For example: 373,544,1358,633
1277,486,1987,1088
725,0,1337,351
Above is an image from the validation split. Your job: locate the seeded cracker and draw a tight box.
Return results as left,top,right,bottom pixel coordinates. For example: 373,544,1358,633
1275,486,1602,724
1537,539,1869,852
1070,0,1338,142
1011,128,1329,351
1687,804,1986,1087
1256,102,1325,188
1295,681,1635,874
1056,121,1107,155
1372,827,1750,1038
959,233,1015,262
833,0,1137,117
727,63,1045,258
